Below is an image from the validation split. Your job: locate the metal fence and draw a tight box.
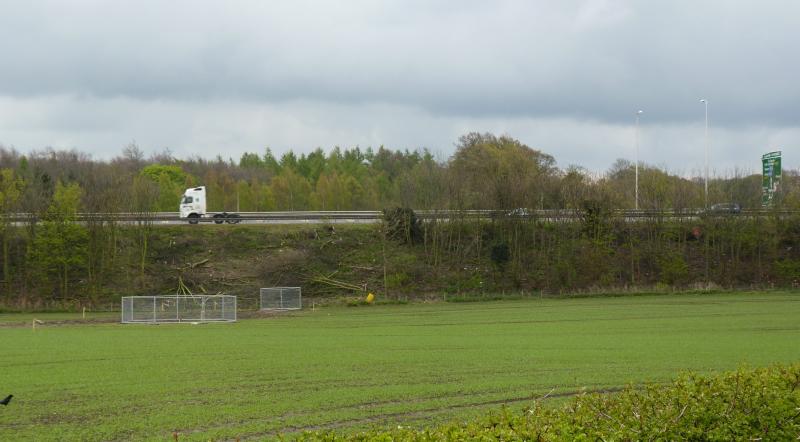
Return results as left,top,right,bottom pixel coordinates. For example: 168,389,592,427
121,295,237,323
260,287,302,310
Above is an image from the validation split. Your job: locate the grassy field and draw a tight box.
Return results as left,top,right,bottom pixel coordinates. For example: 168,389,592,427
1,291,799,441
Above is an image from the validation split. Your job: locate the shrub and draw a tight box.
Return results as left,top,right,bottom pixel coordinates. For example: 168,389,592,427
385,272,410,289
775,259,800,285
490,243,510,265
382,207,421,244
657,251,689,285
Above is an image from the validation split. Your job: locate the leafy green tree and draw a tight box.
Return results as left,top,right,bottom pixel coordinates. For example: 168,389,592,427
82,166,127,302
450,132,557,209
0,169,24,295
130,176,158,285
140,164,188,211
271,168,312,210
223,177,275,212
560,166,591,209
140,164,186,184
314,171,348,210
29,182,88,299
255,182,276,211
397,156,446,209
156,173,183,212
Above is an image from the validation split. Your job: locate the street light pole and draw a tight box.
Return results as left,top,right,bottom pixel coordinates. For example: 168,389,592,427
635,110,643,210
700,99,709,208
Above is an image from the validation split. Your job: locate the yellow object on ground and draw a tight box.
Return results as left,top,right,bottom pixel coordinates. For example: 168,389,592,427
366,293,375,303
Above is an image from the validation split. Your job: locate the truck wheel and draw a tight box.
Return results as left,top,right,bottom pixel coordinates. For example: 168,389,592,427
188,213,200,225
213,214,225,224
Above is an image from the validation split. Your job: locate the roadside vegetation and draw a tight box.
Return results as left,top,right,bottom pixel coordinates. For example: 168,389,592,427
1,213,800,309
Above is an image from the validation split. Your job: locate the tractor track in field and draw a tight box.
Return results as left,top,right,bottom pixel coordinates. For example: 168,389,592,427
172,385,628,441
233,386,628,441
307,310,779,330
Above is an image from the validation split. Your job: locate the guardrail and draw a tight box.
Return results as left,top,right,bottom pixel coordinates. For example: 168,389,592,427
1,208,798,224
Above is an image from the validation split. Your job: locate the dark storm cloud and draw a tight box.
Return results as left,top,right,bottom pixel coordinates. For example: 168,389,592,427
1,0,798,126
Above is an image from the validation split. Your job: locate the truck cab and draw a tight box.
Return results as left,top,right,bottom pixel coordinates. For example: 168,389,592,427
180,186,207,223
179,186,240,224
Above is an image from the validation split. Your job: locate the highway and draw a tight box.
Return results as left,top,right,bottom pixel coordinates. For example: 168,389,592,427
3,209,797,225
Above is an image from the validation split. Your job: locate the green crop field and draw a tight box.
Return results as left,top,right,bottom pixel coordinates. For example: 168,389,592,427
1,291,799,441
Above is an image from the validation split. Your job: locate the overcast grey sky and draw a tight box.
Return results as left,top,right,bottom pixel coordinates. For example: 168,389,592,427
0,0,797,174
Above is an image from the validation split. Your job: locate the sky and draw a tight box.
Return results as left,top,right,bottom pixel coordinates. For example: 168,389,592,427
0,0,797,175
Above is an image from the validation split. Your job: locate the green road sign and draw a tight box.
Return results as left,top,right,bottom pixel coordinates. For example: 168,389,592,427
762,151,782,206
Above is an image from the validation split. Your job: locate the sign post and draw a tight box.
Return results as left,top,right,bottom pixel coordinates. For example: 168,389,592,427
761,151,782,207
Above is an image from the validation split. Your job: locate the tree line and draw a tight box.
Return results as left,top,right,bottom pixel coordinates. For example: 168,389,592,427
0,132,796,216
0,132,796,306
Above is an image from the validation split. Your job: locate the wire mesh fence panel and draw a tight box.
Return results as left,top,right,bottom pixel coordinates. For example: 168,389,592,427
260,287,302,310
121,297,133,323
121,295,237,323
177,296,204,321
132,297,158,322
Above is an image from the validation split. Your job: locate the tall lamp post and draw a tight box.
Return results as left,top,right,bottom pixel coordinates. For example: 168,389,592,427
700,99,709,208
635,110,643,210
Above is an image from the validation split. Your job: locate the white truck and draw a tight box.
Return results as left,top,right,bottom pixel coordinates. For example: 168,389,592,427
179,186,241,224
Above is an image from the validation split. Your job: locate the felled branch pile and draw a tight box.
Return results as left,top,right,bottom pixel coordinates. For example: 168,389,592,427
308,272,366,293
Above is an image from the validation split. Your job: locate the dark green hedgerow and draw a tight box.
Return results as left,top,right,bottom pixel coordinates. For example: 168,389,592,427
296,364,800,441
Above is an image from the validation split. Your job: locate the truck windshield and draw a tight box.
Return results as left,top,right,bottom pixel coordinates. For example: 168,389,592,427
181,196,193,204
